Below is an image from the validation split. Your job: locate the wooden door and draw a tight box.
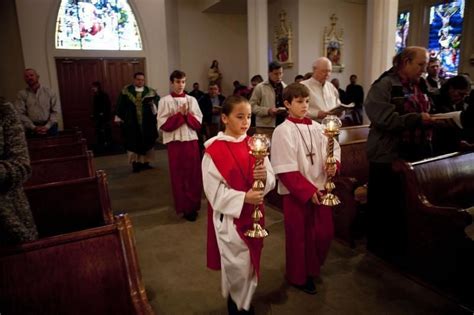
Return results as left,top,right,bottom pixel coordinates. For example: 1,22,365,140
55,58,145,147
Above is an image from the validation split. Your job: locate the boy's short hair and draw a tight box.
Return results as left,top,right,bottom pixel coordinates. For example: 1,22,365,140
268,61,282,72
170,70,186,82
283,83,310,103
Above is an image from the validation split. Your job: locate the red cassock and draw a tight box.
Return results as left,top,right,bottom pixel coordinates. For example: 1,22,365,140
278,171,334,285
161,111,202,215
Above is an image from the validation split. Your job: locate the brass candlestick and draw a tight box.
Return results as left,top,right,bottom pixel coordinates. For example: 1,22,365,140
321,115,341,206
245,134,270,238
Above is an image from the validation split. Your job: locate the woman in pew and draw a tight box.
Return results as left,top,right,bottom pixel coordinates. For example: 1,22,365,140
0,99,38,244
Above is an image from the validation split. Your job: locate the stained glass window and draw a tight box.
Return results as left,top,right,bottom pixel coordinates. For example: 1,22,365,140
55,0,142,50
395,11,410,54
428,0,464,77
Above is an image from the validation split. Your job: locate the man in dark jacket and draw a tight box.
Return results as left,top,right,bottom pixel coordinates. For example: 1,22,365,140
92,81,112,150
364,46,434,259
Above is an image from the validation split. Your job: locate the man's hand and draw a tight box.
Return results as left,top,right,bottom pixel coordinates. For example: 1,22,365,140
268,108,278,117
35,126,48,135
317,111,329,119
421,112,434,125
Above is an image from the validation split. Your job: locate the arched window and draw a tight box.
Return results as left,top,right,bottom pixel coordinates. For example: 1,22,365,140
55,0,142,50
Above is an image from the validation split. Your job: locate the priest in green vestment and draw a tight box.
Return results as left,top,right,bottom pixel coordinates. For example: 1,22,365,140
115,72,160,172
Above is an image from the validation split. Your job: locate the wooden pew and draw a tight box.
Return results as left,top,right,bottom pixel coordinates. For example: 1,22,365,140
28,138,88,161
393,152,474,304
25,151,95,187
0,214,154,315
27,130,83,148
332,125,370,246
25,170,114,237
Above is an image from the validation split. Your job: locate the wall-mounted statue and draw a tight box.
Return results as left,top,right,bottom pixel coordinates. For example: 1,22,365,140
323,14,344,72
274,10,293,68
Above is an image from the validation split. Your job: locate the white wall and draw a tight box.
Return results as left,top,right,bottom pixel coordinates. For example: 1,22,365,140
176,0,248,96
165,0,181,75
297,0,367,90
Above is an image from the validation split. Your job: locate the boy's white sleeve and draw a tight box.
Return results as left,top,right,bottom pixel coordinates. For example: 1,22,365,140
270,125,299,174
202,153,246,219
263,156,276,194
190,96,203,123
157,98,169,129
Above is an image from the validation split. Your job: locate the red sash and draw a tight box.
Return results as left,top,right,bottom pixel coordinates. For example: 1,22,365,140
205,137,265,276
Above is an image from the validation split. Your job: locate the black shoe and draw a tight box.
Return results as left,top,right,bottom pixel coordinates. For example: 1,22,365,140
140,162,154,170
183,211,198,222
227,296,238,315
132,162,141,173
291,277,317,295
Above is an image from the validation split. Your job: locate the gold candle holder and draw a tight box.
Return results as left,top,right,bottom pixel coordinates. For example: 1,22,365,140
245,134,270,238
321,115,341,207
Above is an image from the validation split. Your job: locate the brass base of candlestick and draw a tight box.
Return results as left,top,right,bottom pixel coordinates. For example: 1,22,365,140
245,206,269,238
244,222,269,238
321,192,341,206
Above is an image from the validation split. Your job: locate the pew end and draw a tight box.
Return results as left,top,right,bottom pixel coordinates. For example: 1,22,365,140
0,214,154,315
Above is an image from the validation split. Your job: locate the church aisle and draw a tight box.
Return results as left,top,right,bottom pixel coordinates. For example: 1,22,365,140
94,150,469,315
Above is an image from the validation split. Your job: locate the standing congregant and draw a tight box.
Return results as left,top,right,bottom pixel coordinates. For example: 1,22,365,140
364,46,434,259
16,68,60,137
345,74,364,125
250,61,287,135
158,70,203,222
301,57,341,121
115,72,159,173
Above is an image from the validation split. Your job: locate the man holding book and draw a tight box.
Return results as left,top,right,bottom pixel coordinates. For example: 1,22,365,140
301,57,342,121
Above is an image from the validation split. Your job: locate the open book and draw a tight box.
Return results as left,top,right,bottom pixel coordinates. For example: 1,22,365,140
431,111,463,129
327,102,355,116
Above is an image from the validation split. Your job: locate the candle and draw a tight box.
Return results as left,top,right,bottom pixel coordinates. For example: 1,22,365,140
255,138,263,151
327,120,336,132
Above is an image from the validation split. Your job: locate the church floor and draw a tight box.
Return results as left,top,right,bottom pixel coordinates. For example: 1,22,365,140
95,150,471,315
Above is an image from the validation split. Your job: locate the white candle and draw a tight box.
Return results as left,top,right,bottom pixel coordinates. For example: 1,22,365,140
327,120,336,131
255,138,263,151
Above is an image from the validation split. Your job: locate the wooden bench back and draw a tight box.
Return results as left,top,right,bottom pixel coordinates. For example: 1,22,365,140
25,151,95,187
0,214,153,315
409,152,474,208
28,138,88,161
337,125,369,183
27,131,83,148
25,170,114,237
